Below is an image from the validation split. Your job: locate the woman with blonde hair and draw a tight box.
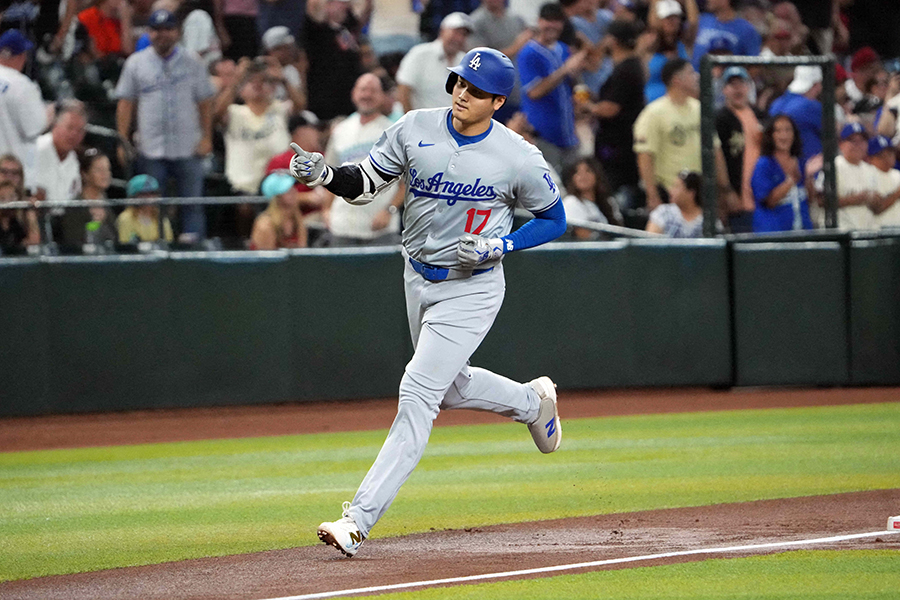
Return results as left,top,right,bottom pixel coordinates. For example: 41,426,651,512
250,172,307,249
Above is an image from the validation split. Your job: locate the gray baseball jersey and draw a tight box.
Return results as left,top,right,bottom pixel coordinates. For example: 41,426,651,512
342,108,558,539
368,108,560,266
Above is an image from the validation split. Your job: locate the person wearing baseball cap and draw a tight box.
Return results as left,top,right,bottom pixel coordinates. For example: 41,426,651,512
590,19,645,192
115,6,214,243
769,66,823,164
0,30,47,186
116,174,174,244
643,0,698,103
867,135,900,227
250,172,307,249
833,121,878,230
846,46,881,104
395,12,472,112
716,65,766,233
134,4,223,66
259,27,305,105
0,29,34,56
691,0,761,71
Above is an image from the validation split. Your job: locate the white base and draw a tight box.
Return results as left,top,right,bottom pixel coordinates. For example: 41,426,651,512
888,516,900,530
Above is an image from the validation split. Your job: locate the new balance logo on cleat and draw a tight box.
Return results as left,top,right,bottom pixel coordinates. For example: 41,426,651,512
527,376,561,454
318,501,366,557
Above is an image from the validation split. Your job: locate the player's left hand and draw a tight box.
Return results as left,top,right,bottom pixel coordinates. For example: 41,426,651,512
457,234,505,268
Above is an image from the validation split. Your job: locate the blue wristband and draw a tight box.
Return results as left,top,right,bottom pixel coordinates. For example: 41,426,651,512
502,200,567,252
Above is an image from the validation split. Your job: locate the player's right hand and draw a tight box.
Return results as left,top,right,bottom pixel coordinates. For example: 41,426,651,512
290,143,330,187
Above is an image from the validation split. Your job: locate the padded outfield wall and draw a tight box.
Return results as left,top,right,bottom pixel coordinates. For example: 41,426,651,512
1,235,898,417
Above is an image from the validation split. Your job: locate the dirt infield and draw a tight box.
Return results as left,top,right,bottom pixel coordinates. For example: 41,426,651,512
2,490,897,600
1,387,898,600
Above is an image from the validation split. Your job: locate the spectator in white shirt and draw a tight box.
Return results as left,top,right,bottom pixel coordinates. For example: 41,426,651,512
561,157,620,240
833,122,878,231
32,99,86,204
646,169,706,238
395,12,472,112
867,135,900,228
324,73,403,246
0,30,49,188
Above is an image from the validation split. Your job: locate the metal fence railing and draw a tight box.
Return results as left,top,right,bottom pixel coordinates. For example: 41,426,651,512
699,54,838,237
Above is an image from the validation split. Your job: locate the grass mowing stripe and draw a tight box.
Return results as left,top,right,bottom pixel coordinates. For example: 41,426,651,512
339,550,900,600
0,402,898,581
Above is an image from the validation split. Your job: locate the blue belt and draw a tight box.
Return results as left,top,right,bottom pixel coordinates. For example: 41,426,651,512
408,257,494,282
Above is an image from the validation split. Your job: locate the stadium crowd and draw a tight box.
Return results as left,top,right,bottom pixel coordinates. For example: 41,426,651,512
0,0,897,252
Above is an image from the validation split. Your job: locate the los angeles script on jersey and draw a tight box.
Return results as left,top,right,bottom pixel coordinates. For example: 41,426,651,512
407,168,496,206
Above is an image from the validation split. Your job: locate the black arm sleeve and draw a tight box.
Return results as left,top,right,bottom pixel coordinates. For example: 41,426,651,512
323,162,392,199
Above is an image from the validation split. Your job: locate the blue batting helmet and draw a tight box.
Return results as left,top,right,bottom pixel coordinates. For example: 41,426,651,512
445,47,516,98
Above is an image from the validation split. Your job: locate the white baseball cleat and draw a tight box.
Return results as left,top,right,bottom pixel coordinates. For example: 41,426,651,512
317,501,365,557
526,376,561,453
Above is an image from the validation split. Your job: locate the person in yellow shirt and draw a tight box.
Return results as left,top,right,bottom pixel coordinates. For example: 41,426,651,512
116,174,174,244
633,57,733,213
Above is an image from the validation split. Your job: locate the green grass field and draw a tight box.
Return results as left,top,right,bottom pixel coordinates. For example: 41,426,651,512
367,550,900,600
1,402,898,587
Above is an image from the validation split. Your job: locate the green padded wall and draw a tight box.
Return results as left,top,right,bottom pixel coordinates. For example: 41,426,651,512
43,255,170,413
475,240,732,388
624,239,731,386
166,252,295,407
732,242,848,386
849,238,900,384
288,249,410,401
475,242,633,388
0,259,50,410
5,235,898,418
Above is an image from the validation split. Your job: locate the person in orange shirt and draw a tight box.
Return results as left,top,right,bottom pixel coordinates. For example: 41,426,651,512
78,0,135,58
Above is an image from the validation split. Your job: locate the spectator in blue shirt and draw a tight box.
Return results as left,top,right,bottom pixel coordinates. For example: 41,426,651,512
768,65,823,164
692,0,760,70
518,2,588,173
751,114,813,233
641,0,698,104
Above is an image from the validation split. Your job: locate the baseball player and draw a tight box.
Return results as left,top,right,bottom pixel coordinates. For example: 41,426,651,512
289,48,566,557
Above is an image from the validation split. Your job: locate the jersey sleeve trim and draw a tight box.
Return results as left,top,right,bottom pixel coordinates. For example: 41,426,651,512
368,153,402,178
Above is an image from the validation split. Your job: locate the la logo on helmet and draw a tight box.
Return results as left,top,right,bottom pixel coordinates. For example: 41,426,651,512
469,53,481,70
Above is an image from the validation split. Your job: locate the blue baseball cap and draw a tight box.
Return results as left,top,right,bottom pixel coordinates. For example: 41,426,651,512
707,35,736,54
868,134,894,155
126,174,161,197
261,172,296,198
148,9,179,29
722,66,750,83
840,122,867,141
0,29,34,55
